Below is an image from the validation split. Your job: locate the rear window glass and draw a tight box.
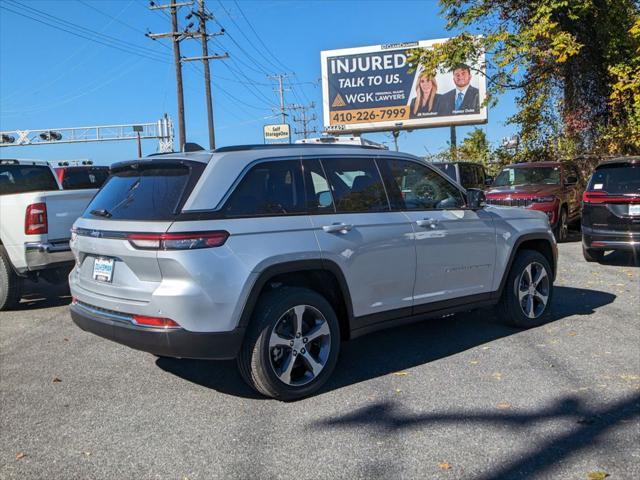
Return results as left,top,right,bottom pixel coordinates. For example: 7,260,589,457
83,165,194,220
433,163,458,182
0,165,59,195
588,164,640,194
60,168,110,190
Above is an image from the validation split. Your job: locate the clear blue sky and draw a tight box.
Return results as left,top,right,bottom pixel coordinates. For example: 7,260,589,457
0,0,519,165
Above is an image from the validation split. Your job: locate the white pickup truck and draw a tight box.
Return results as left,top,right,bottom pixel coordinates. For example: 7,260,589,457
0,159,98,310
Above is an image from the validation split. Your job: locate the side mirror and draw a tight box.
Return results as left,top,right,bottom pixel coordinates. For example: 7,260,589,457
484,176,493,186
565,175,578,186
467,188,486,209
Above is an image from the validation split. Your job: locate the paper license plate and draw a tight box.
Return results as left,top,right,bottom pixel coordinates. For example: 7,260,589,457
93,257,114,283
629,204,640,216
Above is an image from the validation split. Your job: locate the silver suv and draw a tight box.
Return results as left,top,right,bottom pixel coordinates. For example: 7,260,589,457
70,145,557,400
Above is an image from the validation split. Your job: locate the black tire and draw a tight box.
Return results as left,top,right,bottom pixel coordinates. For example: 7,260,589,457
553,207,569,243
0,246,22,311
582,243,604,262
497,249,554,328
237,287,341,401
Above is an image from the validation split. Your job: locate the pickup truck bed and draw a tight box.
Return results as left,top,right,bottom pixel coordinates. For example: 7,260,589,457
0,159,98,309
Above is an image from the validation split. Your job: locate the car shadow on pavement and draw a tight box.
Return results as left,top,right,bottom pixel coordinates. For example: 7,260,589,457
597,250,640,267
307,393,640,479
12,281,71,311
156,286,615,400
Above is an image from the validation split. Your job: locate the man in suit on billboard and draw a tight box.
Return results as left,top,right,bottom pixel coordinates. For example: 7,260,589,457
440,64,480,116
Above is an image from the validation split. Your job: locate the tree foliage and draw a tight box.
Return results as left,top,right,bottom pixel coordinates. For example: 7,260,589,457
410,0,640,160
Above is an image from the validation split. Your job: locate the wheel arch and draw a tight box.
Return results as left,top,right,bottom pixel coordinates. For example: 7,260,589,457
497,234,557,298
238,259,354,340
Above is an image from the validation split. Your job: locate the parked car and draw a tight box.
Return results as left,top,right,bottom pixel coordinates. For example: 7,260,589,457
54,162,110,190
485,161,583,242
69,145,557,400
581,156,640,261
432,161,490,190
0,159,99,310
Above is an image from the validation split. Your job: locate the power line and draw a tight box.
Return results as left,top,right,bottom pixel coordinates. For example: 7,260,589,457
231,0,291,73
9,0,171,61
0,3,169,64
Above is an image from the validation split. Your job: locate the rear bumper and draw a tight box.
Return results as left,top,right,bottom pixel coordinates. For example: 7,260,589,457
582,228,640,251
23,240,74,272
70,302,245,360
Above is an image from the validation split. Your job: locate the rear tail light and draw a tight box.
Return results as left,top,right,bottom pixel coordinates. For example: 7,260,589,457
132,314,181,329
127,231,229,250
583,191,640,204
25,202,48,235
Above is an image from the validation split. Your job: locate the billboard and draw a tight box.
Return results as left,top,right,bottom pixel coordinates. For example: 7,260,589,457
321,39,487,133
263,123,290,143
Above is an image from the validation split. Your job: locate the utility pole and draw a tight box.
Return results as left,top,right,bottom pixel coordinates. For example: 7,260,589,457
183,0,227,150
290,102,317,139
147,1,193,152
268,74,290,125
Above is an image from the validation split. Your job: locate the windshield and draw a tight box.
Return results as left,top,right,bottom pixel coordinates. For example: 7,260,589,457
588,164,640,194
0,164,59,195
493,166,561,187
60,167,110,190
82,164,197,220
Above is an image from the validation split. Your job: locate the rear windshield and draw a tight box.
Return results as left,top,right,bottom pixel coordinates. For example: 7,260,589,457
60,167,110,190
0,164,59,195
493,166,560,187
433,163,457,182
588,164,640,194
82,164,197,220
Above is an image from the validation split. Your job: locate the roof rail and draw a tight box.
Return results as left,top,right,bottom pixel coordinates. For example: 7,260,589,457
214,144,384,153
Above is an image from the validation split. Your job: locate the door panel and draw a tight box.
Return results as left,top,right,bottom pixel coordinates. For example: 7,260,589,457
407,208,496,309
306,157,416,318
379,157,496,310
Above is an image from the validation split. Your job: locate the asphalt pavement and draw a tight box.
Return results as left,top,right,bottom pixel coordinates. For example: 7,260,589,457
1,238,639,480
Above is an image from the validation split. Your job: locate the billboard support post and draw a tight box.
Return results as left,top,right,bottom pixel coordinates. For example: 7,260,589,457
450,125,457,160
392,130,400,152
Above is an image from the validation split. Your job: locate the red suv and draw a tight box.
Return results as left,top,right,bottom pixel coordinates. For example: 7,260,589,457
486,162,583,242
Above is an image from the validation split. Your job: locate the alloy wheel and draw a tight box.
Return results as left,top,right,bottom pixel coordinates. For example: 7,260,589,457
517,262,550,319
268,305,332,386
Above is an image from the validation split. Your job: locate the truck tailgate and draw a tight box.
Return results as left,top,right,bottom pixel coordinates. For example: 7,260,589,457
41,189,97,240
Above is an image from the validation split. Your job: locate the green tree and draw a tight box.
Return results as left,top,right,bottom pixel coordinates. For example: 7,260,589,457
458,128,490,165
409,0,640,159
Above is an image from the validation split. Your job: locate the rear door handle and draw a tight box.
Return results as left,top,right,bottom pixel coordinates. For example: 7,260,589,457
416,218,439,229
322,223,353,234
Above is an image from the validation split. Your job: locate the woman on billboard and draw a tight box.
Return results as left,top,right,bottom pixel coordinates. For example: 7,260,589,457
409,72,442,118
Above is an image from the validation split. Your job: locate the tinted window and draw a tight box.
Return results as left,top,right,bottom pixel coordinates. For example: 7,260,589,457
433,163,458,183
587,164,640,194
384,159,465,210
60,167,109,190
320,157,389,212
302,159,335,212
493,166,561,186
0,165,59,195
224,160,305,216
459,164,476,188
83,164,195,220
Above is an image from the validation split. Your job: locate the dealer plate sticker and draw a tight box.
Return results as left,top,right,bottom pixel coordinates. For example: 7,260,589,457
93,257,114,283
630,204,640,216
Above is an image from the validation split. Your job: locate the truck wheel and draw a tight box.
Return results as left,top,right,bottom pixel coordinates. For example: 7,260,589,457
237,287,341,401
0,246,22,311
497,249,553,328
553,207,568,243
582,244,604,263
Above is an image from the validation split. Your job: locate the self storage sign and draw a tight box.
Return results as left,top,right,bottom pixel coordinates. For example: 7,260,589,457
320,39,487,133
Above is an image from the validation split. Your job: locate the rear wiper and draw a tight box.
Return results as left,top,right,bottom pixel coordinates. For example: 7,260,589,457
90,208,112,218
